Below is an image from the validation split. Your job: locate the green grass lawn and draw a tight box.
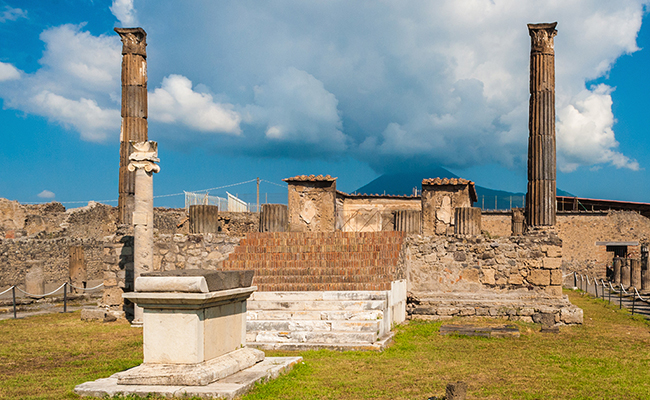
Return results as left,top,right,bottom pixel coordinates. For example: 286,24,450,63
1,290,649,400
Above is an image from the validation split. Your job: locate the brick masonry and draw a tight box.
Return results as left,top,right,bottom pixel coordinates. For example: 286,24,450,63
221,231,406,291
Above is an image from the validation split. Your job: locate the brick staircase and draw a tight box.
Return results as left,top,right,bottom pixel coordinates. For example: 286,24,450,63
220,231,407,350
221,231,406,291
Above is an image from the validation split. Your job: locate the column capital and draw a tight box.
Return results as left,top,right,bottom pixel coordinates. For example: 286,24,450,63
527,22,557,54
115,27,147,57
128,141,160,173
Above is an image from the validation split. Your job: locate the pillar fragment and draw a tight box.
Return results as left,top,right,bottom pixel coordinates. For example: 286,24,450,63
127,140,160,325
116,27,148,225
526,22,557,228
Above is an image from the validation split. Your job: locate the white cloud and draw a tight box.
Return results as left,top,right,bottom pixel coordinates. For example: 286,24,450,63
149,74,242,134
0,24,121,142
135,0,648,171
0,62,20,81
110,0,138,27
0,6,27,23
244,67,347,150
31,90,120,141
557,84,639,172
37,190,55,199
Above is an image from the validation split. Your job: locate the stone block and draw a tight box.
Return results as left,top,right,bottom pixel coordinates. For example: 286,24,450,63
542,257,562,270
101,287,124,307
544,285,562,297
550,269,563,285
528,269,550,286
81,308,107,321
480,268,495,285
461,268,479,283
542,245,562,258
437,307,459,316
560,307,583,324
508,274,523,285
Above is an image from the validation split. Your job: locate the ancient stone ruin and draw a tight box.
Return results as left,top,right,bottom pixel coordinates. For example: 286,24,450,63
7,23,650,380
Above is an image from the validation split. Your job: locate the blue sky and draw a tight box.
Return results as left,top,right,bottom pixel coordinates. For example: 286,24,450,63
1,0,649,208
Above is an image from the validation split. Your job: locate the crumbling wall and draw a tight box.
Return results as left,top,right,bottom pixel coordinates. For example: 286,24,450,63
0,237,103,289
421,185,473,236
101,232,240,310
338,197,420,232
404,228,563,298
287,181,336,232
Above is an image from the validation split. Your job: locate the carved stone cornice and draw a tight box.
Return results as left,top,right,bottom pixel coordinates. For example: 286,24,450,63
115,27,147,57
128,141,160,173
528,22,557,54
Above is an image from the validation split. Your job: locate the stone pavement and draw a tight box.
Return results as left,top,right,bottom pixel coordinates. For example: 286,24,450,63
75,356,302,399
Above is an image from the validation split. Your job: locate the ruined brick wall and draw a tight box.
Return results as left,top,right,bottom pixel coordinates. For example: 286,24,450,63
287,181,336,232
556,211,650,278
337,197,420,232
101,232,240,310
404,228,563,298
481,212,513,238
0,237,103,289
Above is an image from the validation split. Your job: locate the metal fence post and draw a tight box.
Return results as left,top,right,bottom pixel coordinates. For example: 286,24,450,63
631,291,636,316
608,283,611,304
619,285,622,309
63,282,67,313
12,286,16,319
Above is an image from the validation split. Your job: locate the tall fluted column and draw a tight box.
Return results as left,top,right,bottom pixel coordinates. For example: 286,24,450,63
115,28,148,225
526,23,557,227
128,141,159,325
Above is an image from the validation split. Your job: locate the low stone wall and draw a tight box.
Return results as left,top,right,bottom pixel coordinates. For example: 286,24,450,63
0,237,103,288
101,232,241,310
405,228,563,297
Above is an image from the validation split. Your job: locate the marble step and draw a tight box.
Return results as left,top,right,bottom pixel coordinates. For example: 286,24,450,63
247,319,381,333
247,309,384,321
246,330,378,344
250,291,388,302
247,299,386,312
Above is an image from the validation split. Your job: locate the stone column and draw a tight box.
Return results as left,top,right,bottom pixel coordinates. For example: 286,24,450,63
394,210,421,234
630,259,642,289
511,208,525,235
454,207,481,235
127,141,159,325
613,257,622,284
116,28,148,225
525,23,557,228
260,204,288,232
621,259,631,288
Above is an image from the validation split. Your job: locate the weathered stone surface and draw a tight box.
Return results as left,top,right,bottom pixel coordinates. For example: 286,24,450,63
527,269,550,286
560,306,583,324
116,348,265,386
140,270,254,292
74,356,302,399
81,307,107,321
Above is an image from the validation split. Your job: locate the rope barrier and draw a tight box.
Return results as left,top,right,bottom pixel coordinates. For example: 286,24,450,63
0,286,15,296
15,283,67,298
68,282,104,291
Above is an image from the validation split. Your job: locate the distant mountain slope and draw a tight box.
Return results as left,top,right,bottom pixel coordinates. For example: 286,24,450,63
354,167,574,210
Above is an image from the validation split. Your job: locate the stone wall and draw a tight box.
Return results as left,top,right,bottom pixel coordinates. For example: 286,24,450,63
286,179,337,232
404,228,563,298
481,212,513,238
336,196,420,232
556,211,650,278
421,182,474,236
101,232,241,310
0,237,103,289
